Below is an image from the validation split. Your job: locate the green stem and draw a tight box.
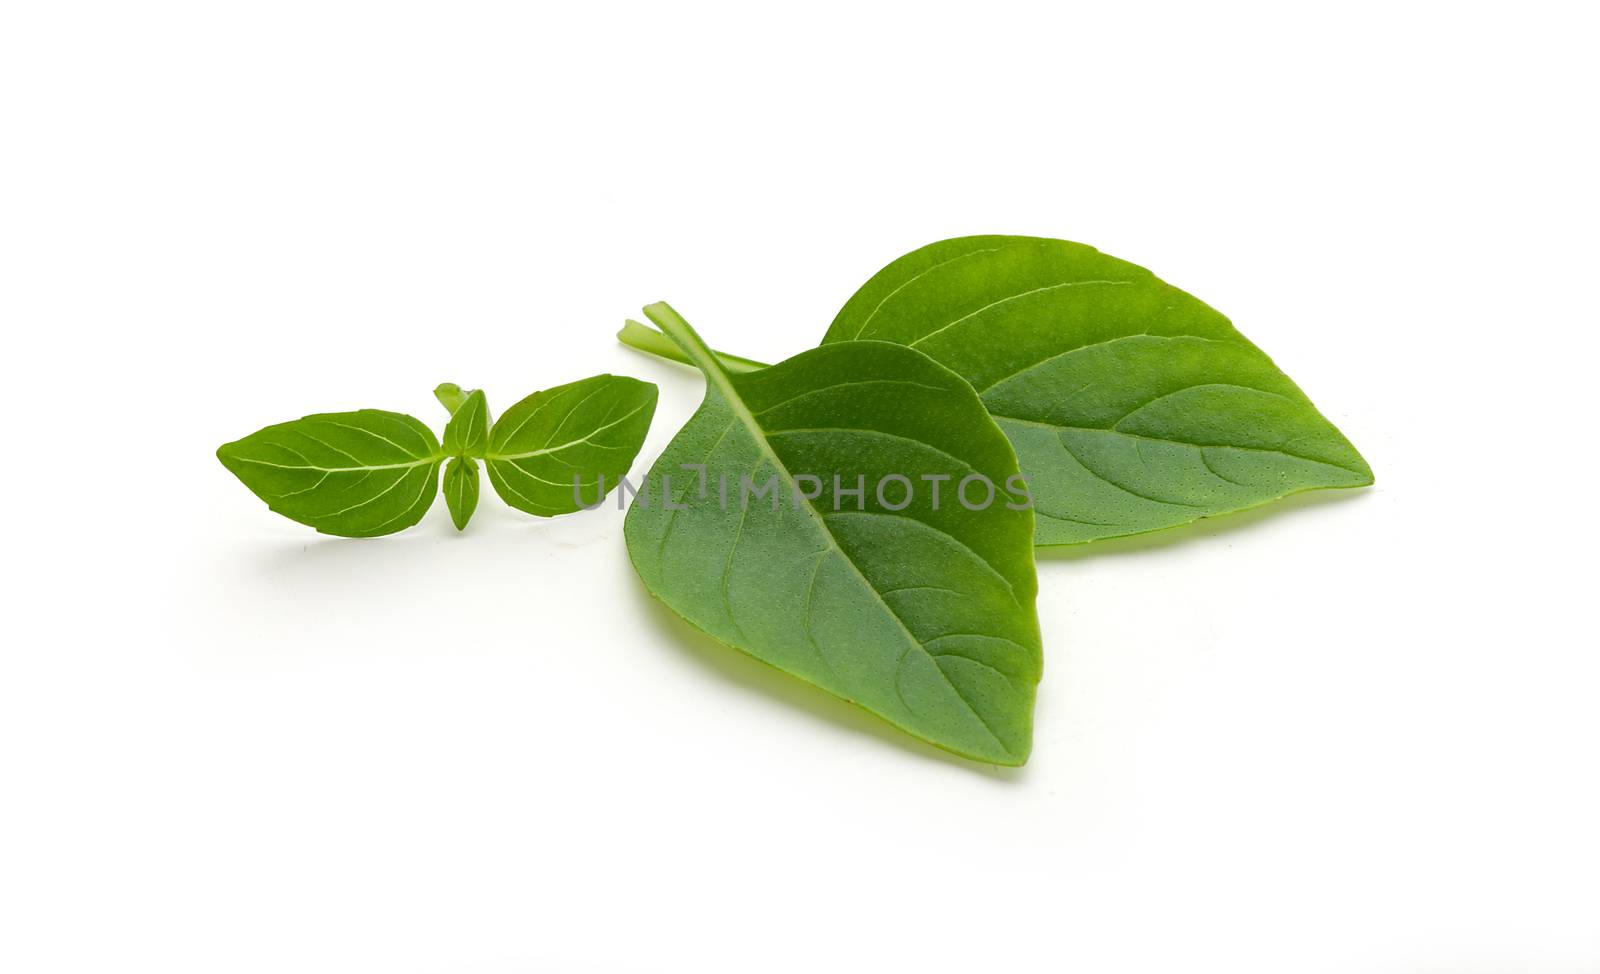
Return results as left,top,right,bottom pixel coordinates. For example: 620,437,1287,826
618,317,769,374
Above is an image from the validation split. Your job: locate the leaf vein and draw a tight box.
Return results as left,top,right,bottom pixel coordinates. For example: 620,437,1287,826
850,245,1003,339
907,279,1135,349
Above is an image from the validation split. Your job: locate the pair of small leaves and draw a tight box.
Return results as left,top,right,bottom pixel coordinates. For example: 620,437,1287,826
217,375,658,536
437,382,490,529
621,235,1373,546
625,304,1042,765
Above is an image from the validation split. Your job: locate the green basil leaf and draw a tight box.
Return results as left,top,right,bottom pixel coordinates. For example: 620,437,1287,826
433,382,473,416
824,235,1373,544
625,303,1042,765
442,388,490,456
484,375,658,517
217,410,444,537
443,456,480,531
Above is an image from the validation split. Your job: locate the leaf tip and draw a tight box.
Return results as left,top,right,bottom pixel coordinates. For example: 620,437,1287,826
215,440,244,476
1351,451,1375,485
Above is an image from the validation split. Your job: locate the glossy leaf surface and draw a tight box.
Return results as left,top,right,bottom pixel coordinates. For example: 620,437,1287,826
825,235,1372,544
217,410,443,537
443,456,480,530
625,303,1042,765
484,375,658,517
442,388,490,456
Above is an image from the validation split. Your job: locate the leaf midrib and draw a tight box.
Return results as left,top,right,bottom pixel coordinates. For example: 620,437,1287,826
990,412,1366,474
649,306,1016,757
229,455,442,473
487,400,652,461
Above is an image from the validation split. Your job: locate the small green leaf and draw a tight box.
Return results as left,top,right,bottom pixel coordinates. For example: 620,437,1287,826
442,388,490,457
443,457,480,531
625,303,1042,765
217,410,444,537
434,382,473,416
484,375,659,517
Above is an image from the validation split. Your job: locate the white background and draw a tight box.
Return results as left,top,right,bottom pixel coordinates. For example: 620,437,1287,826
3,2,1596,971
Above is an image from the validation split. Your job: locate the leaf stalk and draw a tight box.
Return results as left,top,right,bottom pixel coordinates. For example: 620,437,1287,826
617,317,768,374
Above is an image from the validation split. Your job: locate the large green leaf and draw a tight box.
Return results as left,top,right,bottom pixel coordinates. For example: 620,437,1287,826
625,303,1042,765
217,410,444,537
824,235,1373,544
484,375,658,517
